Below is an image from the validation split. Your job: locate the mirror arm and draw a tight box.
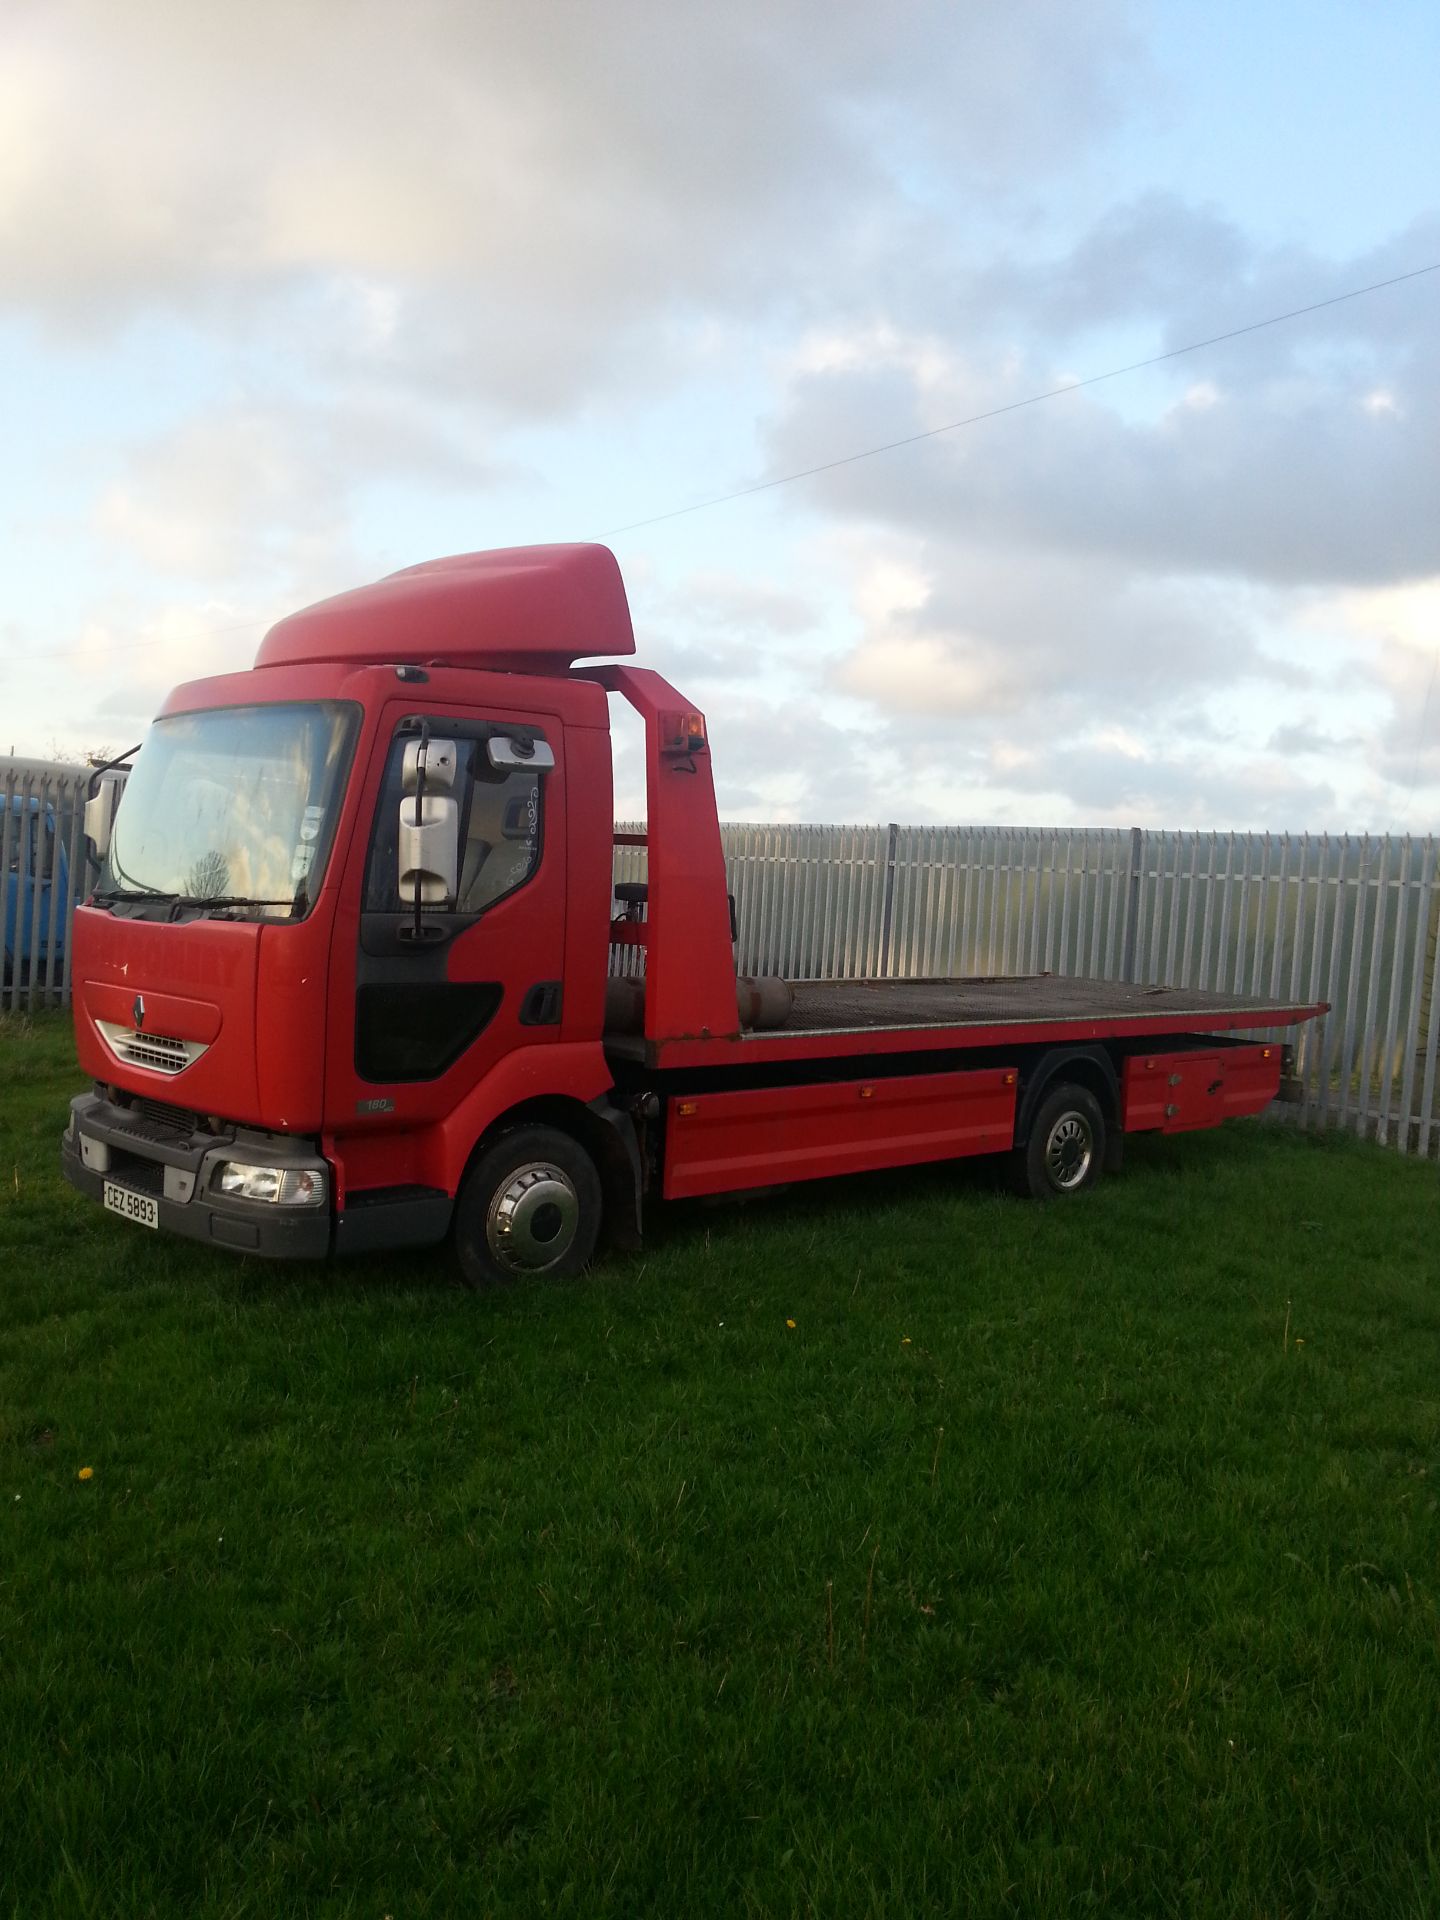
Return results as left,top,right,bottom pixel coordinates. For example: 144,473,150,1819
412,720,429,944
86,742,143,801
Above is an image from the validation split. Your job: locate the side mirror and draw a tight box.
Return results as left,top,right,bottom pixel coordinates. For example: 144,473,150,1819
487,734,555,772
84,772,123,864
397,736,460,908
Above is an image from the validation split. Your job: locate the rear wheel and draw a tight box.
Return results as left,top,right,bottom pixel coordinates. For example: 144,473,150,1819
1011,1083,1107,1200
451,1126,602,1288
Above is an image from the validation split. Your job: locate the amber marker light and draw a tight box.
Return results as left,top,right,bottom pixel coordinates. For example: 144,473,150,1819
659,711,708,754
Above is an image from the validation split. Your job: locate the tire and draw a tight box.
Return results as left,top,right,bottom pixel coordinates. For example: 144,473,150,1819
451,1126,603,1289
1011,1082,1107,1201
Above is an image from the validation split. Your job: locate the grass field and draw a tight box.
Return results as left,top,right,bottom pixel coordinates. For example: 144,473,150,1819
2,1010,1438,1918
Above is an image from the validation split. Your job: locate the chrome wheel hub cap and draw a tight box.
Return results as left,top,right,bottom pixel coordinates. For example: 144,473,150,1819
1044,1113,1093,1190
486,1163,581,1273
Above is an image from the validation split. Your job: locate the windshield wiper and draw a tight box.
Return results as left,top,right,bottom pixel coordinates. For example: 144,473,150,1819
182,895,294,908
177,895,300,920
94,889,302,917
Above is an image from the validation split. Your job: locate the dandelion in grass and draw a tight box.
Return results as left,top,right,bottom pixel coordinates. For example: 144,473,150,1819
77,1467,94,1481
786,1318,796,1330
902,1337,911,1346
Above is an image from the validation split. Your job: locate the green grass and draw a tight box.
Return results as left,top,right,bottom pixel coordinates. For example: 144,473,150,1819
2,1010,1439,1919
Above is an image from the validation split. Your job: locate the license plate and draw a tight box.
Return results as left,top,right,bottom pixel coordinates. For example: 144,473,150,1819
103,1181,159,1230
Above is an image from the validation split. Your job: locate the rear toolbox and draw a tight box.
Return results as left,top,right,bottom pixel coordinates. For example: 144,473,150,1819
1120,1042,1283,1134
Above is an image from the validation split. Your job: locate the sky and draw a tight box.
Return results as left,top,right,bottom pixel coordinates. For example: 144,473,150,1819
2,0,1438,828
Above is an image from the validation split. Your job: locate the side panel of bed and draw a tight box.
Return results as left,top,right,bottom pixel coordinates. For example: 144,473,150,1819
662,1066,1019,1200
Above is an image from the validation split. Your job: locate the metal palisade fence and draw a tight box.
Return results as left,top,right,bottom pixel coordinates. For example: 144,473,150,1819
4,759,1436,1160
2,759,95,1016
617,823,1440,1161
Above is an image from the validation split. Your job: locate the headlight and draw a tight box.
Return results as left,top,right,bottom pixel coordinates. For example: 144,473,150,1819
215,1162,327,1206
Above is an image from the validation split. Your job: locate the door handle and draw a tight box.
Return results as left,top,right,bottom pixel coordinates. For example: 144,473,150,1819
519,981,563,1026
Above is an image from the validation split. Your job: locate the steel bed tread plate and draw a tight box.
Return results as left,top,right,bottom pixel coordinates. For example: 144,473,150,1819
776,974,1312,1034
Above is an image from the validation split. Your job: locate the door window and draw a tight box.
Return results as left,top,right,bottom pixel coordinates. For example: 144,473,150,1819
353,721,553,1083
364,727,546,917
456,768,542,913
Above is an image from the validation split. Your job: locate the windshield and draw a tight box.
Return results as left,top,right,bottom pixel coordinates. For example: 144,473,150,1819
101,702,357,919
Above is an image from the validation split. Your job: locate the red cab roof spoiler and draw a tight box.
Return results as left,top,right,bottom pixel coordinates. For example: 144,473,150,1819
254,543,636,673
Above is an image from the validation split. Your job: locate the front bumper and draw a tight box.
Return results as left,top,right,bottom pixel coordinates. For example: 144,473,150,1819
61,1090,332,1259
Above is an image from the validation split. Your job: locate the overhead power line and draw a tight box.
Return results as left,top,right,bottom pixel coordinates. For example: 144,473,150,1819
33,618,261,665
24,258,1439,663
605,259,1440,537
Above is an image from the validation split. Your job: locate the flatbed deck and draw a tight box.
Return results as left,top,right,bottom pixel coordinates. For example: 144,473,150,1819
606,972,1328,1071
779,974,1311,1034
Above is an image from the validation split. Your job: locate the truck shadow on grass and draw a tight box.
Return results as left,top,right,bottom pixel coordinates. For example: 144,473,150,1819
186,1119,1358,1308
588,1117,1350,1269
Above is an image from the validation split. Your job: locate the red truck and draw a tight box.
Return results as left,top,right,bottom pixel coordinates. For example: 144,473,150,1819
63,544,1326,1285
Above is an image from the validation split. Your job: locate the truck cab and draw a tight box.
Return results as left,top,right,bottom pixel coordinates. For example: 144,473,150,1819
62,545,729,1281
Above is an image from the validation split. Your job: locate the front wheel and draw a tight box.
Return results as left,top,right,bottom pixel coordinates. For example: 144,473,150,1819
1011,1083,1107,1200
451,1126,603,1288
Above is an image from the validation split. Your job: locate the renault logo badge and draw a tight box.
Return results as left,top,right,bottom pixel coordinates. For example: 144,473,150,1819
133,993,146,1030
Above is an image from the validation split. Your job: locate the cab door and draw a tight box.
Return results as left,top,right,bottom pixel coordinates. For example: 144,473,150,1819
326,702,566,1170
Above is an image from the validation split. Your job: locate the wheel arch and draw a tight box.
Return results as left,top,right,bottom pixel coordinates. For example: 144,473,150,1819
1014,1045,1121,1163
466,1094,642,1252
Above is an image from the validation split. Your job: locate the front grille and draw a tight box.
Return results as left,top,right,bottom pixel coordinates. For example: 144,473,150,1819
96,1021,207,1076
116,1032,190,1073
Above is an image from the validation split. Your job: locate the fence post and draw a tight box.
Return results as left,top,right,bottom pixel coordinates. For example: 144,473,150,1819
1121,827,1143,983
877,821,900,978
0,765,14,1012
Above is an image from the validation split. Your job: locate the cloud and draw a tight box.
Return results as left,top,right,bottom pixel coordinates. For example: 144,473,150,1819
658,573,819,640
1321,579,1440,789
6,1,1435,836
93,401,504,581
735,203,1440,824
826,533,1265,724
5,595,267,755
765,274,1440,590
1266,721,1362,758
706,697,888,824
985,739,1342,827
963,196,1440,367
0,0,1143,410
